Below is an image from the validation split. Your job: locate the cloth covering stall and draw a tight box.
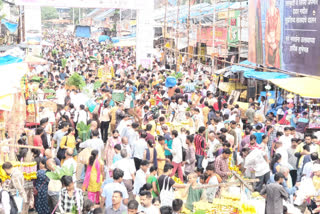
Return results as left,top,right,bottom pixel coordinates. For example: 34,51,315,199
270,77,320,99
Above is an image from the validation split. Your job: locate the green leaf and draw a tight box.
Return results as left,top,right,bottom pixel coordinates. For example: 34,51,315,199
67,73,86,90
93,81,102,90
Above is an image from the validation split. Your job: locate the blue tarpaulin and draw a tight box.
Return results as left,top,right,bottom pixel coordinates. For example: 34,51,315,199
99,35,110,43
1,19,18,33
230,60,256,73
111,37,120,43
75,26,91,38
0,55,23,66
243,70,290,80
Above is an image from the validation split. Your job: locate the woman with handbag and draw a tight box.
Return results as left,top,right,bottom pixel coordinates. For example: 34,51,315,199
58,127,78,164
34,158,50,214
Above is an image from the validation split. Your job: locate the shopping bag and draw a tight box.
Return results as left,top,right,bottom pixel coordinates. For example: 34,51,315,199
202,157,208,169
160,176,175,207
13,191,23,213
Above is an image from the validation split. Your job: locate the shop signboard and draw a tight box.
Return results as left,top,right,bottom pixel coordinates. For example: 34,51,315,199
248,0,320,76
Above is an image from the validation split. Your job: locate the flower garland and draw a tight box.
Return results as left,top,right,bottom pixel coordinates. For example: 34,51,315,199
228,148,242,175
0,162,37,181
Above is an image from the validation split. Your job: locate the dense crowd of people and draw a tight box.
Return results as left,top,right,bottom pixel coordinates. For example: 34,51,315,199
2,32,320,214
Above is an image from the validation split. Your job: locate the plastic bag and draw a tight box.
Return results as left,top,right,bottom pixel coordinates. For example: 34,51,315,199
202,158,208,169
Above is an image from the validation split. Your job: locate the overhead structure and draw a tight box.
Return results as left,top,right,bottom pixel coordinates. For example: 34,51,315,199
270,77,320,99
16,0,154,69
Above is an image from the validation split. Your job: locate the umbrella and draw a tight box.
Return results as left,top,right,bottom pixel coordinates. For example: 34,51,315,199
24,55,49,65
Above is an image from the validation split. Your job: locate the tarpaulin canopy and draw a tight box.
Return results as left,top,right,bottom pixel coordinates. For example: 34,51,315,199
0,55,23,66
230,60,256,73
75,25,91,38
270,77,320,98
98,35,110,43
243,70,290,81
1,19,18,33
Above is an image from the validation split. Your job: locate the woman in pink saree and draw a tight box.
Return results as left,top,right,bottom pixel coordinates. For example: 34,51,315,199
82,150,104,204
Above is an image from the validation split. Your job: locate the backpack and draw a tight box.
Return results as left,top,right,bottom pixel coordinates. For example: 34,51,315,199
0,190,18,214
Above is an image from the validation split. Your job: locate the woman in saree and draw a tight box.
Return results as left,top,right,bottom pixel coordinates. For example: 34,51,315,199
34,158,50,214
82,150,104,204
104,130,121,173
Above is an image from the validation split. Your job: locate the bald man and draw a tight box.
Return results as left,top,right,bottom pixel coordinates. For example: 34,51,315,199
45,148,61,167
207,131,221,165
62,148,77,182
121,136,132,158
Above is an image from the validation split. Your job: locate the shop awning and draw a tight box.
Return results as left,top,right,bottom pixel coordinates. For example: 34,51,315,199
230,60,256,73
270,77,320,98
0,55,23,66
1,19,18,33
244,70,290,81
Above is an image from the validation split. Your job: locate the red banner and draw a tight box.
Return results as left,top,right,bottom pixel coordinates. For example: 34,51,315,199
214,27,227,46
197,27,213,47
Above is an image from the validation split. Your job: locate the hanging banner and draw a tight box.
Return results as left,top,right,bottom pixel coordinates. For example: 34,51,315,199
228,10,240,46
197,27,213,47
248,0,320,76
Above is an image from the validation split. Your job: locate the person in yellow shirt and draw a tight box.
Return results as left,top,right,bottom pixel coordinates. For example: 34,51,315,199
156,136,167,175
59,127,77,164
109,105,119,133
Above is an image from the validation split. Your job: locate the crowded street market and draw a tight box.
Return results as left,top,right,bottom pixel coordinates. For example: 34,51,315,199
1,0,320,214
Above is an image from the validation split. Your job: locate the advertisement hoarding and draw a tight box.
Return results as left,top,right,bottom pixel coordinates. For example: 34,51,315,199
248,0,320,76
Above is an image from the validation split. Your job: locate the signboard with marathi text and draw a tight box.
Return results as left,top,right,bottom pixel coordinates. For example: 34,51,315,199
248,0,320,76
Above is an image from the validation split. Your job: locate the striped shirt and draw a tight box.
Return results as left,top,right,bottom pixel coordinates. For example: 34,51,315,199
194,134,206,156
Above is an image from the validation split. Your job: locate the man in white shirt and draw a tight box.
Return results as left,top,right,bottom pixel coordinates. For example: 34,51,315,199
133,131,148,171
62,148,77,182
74,104,89,125
111,149,135,198
122,122,139,150
242,147,270,192
302,152,319,178
121,137,132,158
133,160,149,196
138,191,159,214
279,127,293,150
79,130,104,158
207,131,221,165
56,85,66,108
275,141,289,167
169,130,184,182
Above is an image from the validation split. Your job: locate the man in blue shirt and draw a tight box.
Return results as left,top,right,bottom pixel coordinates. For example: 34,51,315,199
101,168,129,210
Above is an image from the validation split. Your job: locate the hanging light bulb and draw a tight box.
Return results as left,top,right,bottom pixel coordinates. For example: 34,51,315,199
265,84,271,91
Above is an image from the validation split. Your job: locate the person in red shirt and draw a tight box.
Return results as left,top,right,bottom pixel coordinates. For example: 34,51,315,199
248,134,262,151
194,126,207,169
34,127,44,155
